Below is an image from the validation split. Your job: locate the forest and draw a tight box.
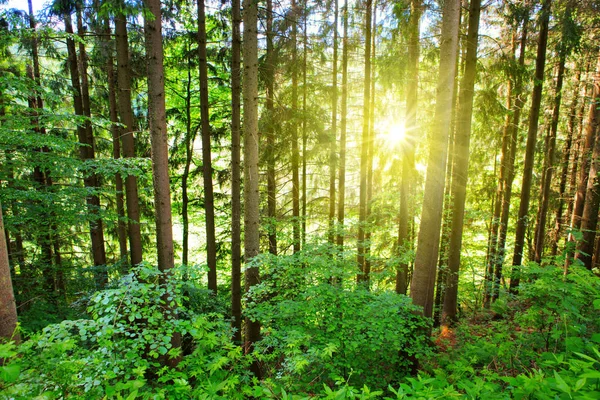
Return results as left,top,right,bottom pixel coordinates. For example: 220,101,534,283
1,0,600,397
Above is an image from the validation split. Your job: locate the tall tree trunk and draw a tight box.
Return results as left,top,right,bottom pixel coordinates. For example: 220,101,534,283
328,0,338,244
410,0,460,319
396,0,421,295
103,18,128,265
336,0,349,249
115,2,143,266
143,0,179,367
365,3,377,282
230,0,242,344
302,11,308,248
265,0,277,255
243,0,261,377
484,32,515,307
64,9,107,287
181,45,196,267
357,0,373,285
510,0,551,292
198,0,217,293
551,69,580,256
291,0,301,253
574,54,600,270
441,0,481,326
0,202,20,344
492,17,529,302
533,53,566,263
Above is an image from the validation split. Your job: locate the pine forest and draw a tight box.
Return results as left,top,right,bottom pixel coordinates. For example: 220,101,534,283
1,0,600,398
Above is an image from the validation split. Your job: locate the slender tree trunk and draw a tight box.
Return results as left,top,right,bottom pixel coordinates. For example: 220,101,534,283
484,33,515,307
336,0,349,249
357,0,373,285
266,0,277,255
396,0,421,295
0,202,20,344
510,0,551,292
492,18,529,302
243,0,261,377
65,9,107,287
181,46,196,267
365,3,377,281
302,12,308,248
551,69,580,256
329,0,339,244
104,19,128,265
230,0,242,344
291,0,301,254
442,0,481,326
197,0,217,292
533,53,566,263
410,0,460,319
574,54,600,270
115,3,143,266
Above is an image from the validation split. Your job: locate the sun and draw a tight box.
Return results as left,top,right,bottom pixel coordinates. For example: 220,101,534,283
383,122,408,147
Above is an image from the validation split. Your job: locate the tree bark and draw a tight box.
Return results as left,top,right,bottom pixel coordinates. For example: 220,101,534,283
329,0,339,244
410,0,460,319
65,8,108,287
265,0,277,255
198,0,217,293
574,54,600,270
357,0,373,285
533,53,566,263
396,0,421,295
510,0,551,291
115,2,143,266
336,0,350,249
242,0,261,377
230,0,242,344
0,202,20,344
442,0,482,326
291,0,301,253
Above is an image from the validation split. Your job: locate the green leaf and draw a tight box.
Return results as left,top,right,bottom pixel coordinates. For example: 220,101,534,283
553,371,571,395
0,364,21,383
594,299,600,310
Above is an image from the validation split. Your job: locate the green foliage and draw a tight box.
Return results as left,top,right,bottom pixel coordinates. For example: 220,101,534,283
245,245,432,392
0,265,251,399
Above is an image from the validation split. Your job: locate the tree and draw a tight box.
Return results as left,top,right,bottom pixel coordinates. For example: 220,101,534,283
230,0,242,344
115,0,143,266
243,0,261,376
442,0,482,326
291,0,301,254
396,0,422,295
197,0,217,293
410,0,460,319
357,0,373,285
0,201,20,344
574,53,600,270
328,0,339,243
265,0,277,255
511,0,551,291
336,0,349,248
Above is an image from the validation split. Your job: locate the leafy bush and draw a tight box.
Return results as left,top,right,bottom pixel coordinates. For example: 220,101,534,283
245,247,432,392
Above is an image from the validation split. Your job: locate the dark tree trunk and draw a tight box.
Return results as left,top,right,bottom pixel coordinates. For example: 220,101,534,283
115,3,143,266
265,0,277,255
510,0,551,292
291,0,301,253
533,53,566,263
396,0,421,295
198,0,217,293
329,0,339,244
574,54,600,270
230,0,242,344
357,0,373,286
336,0,349,249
